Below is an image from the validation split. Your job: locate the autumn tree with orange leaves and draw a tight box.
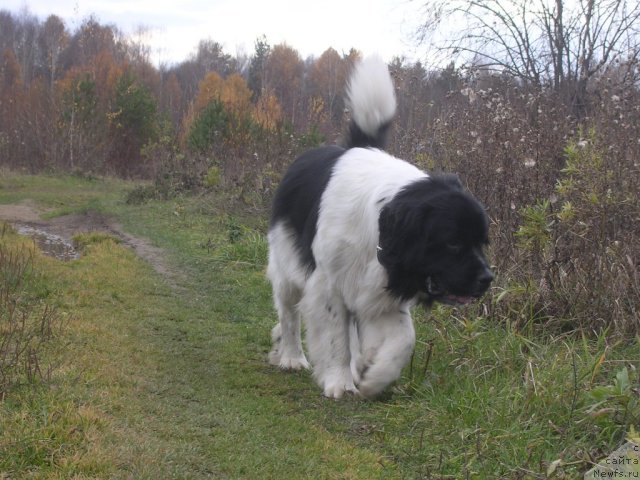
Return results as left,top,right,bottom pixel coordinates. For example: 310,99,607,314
263,44,304,126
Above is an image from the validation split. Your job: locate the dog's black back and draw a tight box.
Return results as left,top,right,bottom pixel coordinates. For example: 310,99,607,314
270,145,344,271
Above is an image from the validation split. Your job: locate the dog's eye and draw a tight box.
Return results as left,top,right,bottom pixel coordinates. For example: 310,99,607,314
446,243,462,253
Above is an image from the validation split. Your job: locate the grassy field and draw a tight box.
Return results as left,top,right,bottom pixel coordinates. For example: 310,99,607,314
1,173,638,479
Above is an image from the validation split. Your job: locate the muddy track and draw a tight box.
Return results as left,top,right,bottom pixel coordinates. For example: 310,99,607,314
0,201,183,290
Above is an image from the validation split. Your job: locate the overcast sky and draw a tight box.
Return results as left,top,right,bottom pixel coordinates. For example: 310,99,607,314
3,0,425,66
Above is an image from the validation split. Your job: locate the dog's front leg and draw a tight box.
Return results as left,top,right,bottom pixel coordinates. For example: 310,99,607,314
301,274,357,399
355,310,415,399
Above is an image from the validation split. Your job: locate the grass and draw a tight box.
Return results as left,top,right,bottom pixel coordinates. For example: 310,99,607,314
0,172,638,478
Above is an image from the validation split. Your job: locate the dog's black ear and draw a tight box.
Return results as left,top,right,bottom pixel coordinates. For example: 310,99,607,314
378,202,420,268
378,183,440,270
377,205,395,268
378,201,433,299
378,200,433,263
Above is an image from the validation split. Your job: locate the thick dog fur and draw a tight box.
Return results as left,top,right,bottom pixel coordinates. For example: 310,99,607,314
267,56,493,399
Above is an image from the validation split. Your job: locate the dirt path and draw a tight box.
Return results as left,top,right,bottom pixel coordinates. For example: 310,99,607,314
0,201,182,289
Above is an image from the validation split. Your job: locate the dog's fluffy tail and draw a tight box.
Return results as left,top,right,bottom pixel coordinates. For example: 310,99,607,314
345,55,396,149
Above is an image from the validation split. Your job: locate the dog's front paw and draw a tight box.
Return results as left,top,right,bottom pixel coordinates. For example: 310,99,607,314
354,375,388,400
322,373,358,399
323,383,358,399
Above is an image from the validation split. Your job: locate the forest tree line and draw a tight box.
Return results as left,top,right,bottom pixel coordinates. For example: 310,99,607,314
0,5,639,334
0,9,365,178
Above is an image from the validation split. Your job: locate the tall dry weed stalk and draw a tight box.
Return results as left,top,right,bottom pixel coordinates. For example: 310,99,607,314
0,226,65,399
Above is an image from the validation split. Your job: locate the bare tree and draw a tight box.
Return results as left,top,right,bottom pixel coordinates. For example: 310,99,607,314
308,48,348,127
192,39,236,77
37,15,67,89
263,43,304,125
416,0,640,109
13,7,39,85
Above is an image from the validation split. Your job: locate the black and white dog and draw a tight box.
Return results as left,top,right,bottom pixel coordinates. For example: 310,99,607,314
267,56,493,399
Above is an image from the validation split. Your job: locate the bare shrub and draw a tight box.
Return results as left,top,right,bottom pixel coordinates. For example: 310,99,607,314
397,74,575,271
547,131,638,333
386,66,639,335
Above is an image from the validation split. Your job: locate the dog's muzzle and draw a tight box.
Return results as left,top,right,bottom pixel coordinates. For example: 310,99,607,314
426,273,492,306
426,276,444,297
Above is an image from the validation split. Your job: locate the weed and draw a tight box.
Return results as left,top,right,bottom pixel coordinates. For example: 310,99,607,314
582,366,640,443
215,219,268,267
505,131,640,335
0,227,65,399
73,231,121,249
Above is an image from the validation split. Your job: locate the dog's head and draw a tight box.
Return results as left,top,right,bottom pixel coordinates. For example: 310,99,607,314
377,175,493,306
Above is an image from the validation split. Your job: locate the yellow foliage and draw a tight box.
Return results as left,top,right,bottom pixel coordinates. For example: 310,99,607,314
253,90,282,130
221,74,252,117
193,72,252,119
309,96,325,117
308,96,327,125
193,71,224,114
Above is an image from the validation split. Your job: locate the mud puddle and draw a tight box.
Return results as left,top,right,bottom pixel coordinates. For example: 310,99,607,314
1,202,185,290
12,223,80,261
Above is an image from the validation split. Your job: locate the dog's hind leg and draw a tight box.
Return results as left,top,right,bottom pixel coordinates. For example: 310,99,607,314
268,283,310,370
266,223,310,370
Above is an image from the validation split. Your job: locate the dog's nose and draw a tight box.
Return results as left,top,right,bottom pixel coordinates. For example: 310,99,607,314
477,268,494,290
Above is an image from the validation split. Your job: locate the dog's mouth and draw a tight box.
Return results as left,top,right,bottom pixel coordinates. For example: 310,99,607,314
426,277,479,306
439,294,476,306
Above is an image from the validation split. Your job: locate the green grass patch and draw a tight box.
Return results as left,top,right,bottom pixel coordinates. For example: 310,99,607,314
73,231,121,249
1,173,638,478
0,172,140,222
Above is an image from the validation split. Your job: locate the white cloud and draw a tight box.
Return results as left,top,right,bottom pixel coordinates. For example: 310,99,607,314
3,0,424,65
